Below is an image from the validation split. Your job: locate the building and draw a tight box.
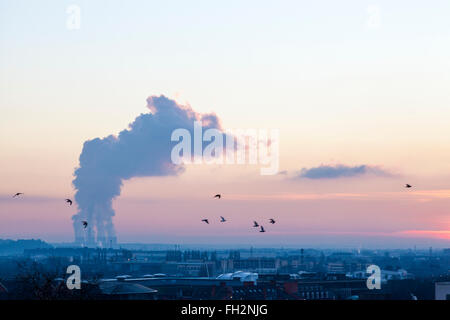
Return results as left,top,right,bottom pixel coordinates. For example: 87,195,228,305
92,272,376,300
327,262,345,273
435,282,450,300
98,281,157,300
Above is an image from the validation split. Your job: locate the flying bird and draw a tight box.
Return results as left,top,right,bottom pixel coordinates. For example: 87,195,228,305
202,219,209,224
65,199,73,206
269,219,276,224
82,221,88,229
253,221,259,228
214,194,221,199
405,184,412,188
12,193,23,198
220,216,226,222
259,226,266,233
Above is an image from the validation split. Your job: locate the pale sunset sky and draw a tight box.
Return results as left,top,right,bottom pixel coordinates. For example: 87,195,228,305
0,0,449,248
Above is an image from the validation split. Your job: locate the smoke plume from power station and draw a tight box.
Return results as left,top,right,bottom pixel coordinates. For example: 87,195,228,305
72,95,222,247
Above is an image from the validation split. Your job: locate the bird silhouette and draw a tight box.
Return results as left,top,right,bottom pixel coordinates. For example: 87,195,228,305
202,219,209,224
220,216,226,222
82,221,88,229
259,226,266,233
253,221,259,228
12,193,23,198
214,194,221,199
269,219,276,224
65,199,73,206
405,184,412,188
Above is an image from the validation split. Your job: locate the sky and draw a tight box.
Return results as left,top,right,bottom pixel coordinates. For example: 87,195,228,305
0,0,449,248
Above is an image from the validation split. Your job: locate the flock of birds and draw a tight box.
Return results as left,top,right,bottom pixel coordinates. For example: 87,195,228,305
200,194,275,233
11,184,415,234
12,193,88,229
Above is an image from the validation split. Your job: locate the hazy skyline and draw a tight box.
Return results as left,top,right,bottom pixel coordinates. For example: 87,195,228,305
1,1,449,247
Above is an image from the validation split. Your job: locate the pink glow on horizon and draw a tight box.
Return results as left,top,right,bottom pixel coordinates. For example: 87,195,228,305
396,230,450,240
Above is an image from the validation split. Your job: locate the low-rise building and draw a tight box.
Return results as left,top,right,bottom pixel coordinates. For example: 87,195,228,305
435,281,450,300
